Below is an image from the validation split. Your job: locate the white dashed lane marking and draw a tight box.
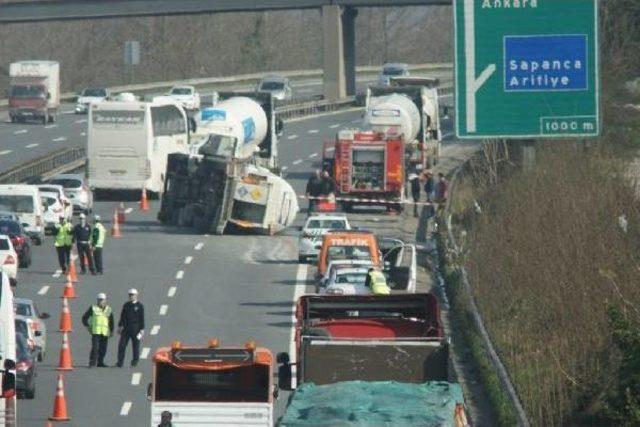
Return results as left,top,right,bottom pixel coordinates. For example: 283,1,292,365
120,402,132,416
131,373,141,386
184,256,193,265
0,150,11,156
308,153,318,158
52,269,62,278
80,132,86,136
52,137,67,142
150,325,160,335
125,207,133,214
159,305,168,316
281,166,289,171
14,129,27,135
45,124,58,129
37,286,49,295
176,270,184,280
308,129,319,134
194,242,204,251
25,143,39,148
292,159,303,165
140,347,150,359
167,286,177,298
287,134,298,140
329,123,340,129
75,119,87,124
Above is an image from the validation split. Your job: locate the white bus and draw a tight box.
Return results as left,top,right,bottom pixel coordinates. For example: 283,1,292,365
87,100,191,194
0,273,17,427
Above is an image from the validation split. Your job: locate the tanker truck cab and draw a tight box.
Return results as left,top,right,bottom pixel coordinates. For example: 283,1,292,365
148,340,275,427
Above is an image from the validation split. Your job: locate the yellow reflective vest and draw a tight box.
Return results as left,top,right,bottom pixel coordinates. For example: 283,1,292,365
54,221,72,247
368,271,391,295
89,305,112,336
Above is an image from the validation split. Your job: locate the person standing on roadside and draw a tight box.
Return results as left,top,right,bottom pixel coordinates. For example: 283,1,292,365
53,216,72,274
435,173,449,204
305,169,323,213
91,215,106,275
117,288,145,368
321,170,337,197
409,171,421,217
72,213,95,275
82,293,114,368
423,171,435,203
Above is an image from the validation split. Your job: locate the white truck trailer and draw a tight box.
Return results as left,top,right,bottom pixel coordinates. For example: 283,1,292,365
8,61,60,124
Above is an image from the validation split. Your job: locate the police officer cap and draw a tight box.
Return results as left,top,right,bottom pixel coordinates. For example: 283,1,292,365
96,292,107,300
94,215,101,222
128,288,138,295
79,213,86,219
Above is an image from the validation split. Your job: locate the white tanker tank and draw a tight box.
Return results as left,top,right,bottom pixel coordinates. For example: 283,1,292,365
364,93,421,142
196,97,269,160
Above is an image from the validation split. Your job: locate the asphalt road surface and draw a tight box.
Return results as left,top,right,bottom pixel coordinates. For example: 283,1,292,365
13,96,465,426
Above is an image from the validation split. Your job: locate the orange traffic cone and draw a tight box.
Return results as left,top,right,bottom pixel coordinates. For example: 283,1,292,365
61,278,76,299
48,374,70,421
56,332,74,371
111,209,122,238
139,187,149,211
68,258,78,283
58,297,72,333
117,202,126,223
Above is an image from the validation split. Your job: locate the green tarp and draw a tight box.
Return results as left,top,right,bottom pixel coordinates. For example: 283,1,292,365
278,381,465,427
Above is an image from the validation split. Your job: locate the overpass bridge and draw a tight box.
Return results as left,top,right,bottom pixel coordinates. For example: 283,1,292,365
0,0,452,99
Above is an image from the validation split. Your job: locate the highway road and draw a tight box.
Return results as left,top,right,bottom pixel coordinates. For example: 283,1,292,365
11,95,465,426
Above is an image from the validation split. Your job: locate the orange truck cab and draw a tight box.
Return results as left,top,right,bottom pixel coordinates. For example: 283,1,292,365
317,230,380,278
148,340,275,427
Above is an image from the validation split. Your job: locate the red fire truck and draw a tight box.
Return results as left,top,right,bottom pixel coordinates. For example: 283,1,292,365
322,129,404,212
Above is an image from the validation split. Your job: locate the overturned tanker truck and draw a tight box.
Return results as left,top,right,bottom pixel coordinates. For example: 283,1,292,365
158,92,299,235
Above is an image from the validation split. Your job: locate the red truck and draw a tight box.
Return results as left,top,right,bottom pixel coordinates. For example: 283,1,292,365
322,129,404,212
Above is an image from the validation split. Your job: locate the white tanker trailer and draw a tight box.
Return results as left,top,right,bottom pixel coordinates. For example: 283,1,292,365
158,93,298,235
364,77,442,168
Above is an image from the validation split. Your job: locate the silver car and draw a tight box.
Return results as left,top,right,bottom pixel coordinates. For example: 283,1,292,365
14,298,49,361
256,76,292,101
378,63,410,86
48,173,93,214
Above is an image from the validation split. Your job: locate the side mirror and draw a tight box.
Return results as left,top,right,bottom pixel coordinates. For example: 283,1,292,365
40,312,51,319
146,383,153,401
35,330,42,337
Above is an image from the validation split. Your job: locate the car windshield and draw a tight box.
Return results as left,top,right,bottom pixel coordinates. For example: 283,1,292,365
307,219,347,230
42,196,58,207
171,88,192,95
38,186,60,194
0,221,21,235
335,272,368,284
0,195,34,213
82,88,107,97
383,66,406,76
10,85,45,98
327,246,372,262
50,178,82,189
15,302,32,317
198,135,237,159
260,81,285,91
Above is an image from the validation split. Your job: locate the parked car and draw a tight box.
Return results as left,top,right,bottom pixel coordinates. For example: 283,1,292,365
318,259,374,289
298,214,351,263
0,185,45,244
319,266,372,295
14,332,36,399
0,219,31,268
167,85,201,110
75,87,109,114
0,235,18,286
14,318,38,360
37,184,73,218
48,174,93,214
378,63,410,86
14,298,48,361
256,75,292,101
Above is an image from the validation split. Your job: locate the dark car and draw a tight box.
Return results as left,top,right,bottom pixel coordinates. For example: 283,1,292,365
0,219,32,268
15,332,37,399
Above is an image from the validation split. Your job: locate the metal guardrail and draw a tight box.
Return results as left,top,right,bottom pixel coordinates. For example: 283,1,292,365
0,146,85,184
444,165,531,427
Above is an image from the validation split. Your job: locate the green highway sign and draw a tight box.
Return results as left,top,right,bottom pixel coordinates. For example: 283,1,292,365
454,0,599,139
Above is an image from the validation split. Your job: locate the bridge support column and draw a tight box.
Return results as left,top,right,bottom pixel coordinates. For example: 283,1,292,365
342,7,358,97
323,5,356,101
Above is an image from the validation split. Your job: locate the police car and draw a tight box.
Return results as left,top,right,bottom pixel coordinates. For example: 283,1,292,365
298,214,350,263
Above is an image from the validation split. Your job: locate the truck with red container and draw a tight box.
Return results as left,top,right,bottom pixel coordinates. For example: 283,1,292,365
322,129,405,212
276,294,468,426
8,61,60,125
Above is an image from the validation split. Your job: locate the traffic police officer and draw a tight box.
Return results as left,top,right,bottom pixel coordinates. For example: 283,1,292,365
81,293,114,368
117,288,145,368
365,268,391,295
72,213,95,274
53,216,72,273
91,215,106,274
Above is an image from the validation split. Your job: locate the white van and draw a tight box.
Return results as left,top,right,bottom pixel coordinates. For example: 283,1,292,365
0,272,17,426
0,186,44,245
